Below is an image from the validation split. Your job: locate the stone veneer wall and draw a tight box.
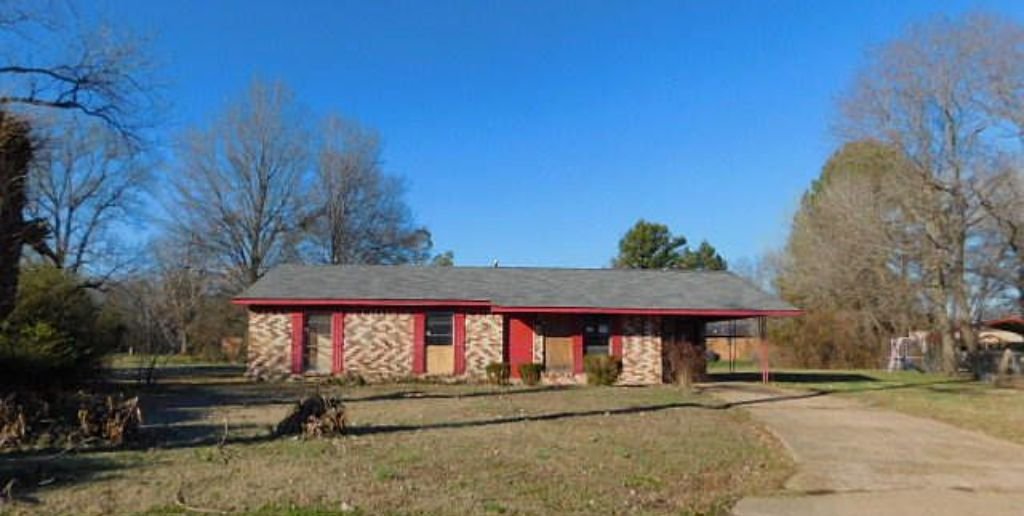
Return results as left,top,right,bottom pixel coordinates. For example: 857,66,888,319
463,314,504,377
532,319,544,364
344,312,414,378
246,310,292,381
619,315,662,385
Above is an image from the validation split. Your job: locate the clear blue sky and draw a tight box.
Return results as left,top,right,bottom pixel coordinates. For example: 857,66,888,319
102,0,1024,268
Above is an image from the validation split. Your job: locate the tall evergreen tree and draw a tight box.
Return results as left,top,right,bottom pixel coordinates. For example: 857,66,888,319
612,220,686,269
680,241,728,271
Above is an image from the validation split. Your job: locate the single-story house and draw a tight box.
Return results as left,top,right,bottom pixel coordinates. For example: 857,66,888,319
233,265,800,384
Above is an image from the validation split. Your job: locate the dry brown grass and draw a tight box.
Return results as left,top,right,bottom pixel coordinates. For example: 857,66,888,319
0,367,791,515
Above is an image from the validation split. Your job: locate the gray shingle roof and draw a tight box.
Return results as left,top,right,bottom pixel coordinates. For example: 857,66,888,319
237,265,798,313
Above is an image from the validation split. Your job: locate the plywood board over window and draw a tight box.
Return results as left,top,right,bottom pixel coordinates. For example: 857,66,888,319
426,312,454,375
543,315,576,372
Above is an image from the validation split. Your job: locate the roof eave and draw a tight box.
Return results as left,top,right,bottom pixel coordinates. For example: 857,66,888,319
233,297,802,317
231,298,492,308
491,306,802,317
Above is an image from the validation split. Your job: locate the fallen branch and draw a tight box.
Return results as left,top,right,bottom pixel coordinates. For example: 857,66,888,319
1,478,14,504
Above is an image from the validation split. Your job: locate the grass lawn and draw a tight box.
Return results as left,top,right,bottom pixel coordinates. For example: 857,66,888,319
708,359,755,372
1,368,792,515
711,368,1024,447
106,352,236,369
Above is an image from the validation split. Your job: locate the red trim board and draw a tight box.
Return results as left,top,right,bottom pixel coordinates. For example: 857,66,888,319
237,297,800,318
453,313,466,375
290,312,305,374
234,298,490,308
412,313,426,374
331,312,345,374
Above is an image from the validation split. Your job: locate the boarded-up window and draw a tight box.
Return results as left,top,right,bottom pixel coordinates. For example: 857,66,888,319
426,312,454,374
543,315,576,372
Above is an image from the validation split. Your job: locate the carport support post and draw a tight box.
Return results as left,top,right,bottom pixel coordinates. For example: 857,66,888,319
729,319,737,373
757,316,770,384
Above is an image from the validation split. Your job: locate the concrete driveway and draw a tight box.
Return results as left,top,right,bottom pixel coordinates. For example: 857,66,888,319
706,383,1024,516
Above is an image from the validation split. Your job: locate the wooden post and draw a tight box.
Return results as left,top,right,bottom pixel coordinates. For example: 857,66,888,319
757,316,770,384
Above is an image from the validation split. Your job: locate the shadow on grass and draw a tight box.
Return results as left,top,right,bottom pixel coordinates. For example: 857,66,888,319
343,389,850,437
344,401,713,436
0,453,127,507
709,371,879,384
139,383,578,430
68,364,975,457
344,385,574,403
706,371,972,399
108,364,247,386
9,377,979,466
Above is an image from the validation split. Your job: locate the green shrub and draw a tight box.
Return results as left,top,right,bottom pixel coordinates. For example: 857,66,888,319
485,362,510,385
584,355,622,386
0,265,116,387
518,363,543,386
0,322,71,386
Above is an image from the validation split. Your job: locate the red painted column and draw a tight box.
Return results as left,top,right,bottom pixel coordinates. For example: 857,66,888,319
507,316,534,378
412,312,426,374
572,316,584,374
290,312,305,375
611,316,623,358
453,312,467,375
331,312,345,374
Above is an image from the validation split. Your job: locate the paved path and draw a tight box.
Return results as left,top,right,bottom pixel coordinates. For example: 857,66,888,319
705,383,1024,516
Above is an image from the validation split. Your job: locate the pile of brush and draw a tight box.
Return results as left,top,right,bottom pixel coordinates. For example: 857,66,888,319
275,394,346,438
0,393,30,448
0,391,142,449
76,394,142,445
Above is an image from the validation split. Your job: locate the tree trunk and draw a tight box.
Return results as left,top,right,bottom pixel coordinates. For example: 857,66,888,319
950,208,979,376
938,312,958,374
0,112,33,322
1018,264,1024,316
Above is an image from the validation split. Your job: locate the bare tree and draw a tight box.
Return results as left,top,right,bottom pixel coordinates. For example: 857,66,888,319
731,252,780,294
977,168,1024,315
304,115,431,265
170,80,308,289
26,117,148,279
837,13,1024,371
107,237,242,358
0,0,155,319
150,238,211,355
0,2,156,137
974,19,1024,315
